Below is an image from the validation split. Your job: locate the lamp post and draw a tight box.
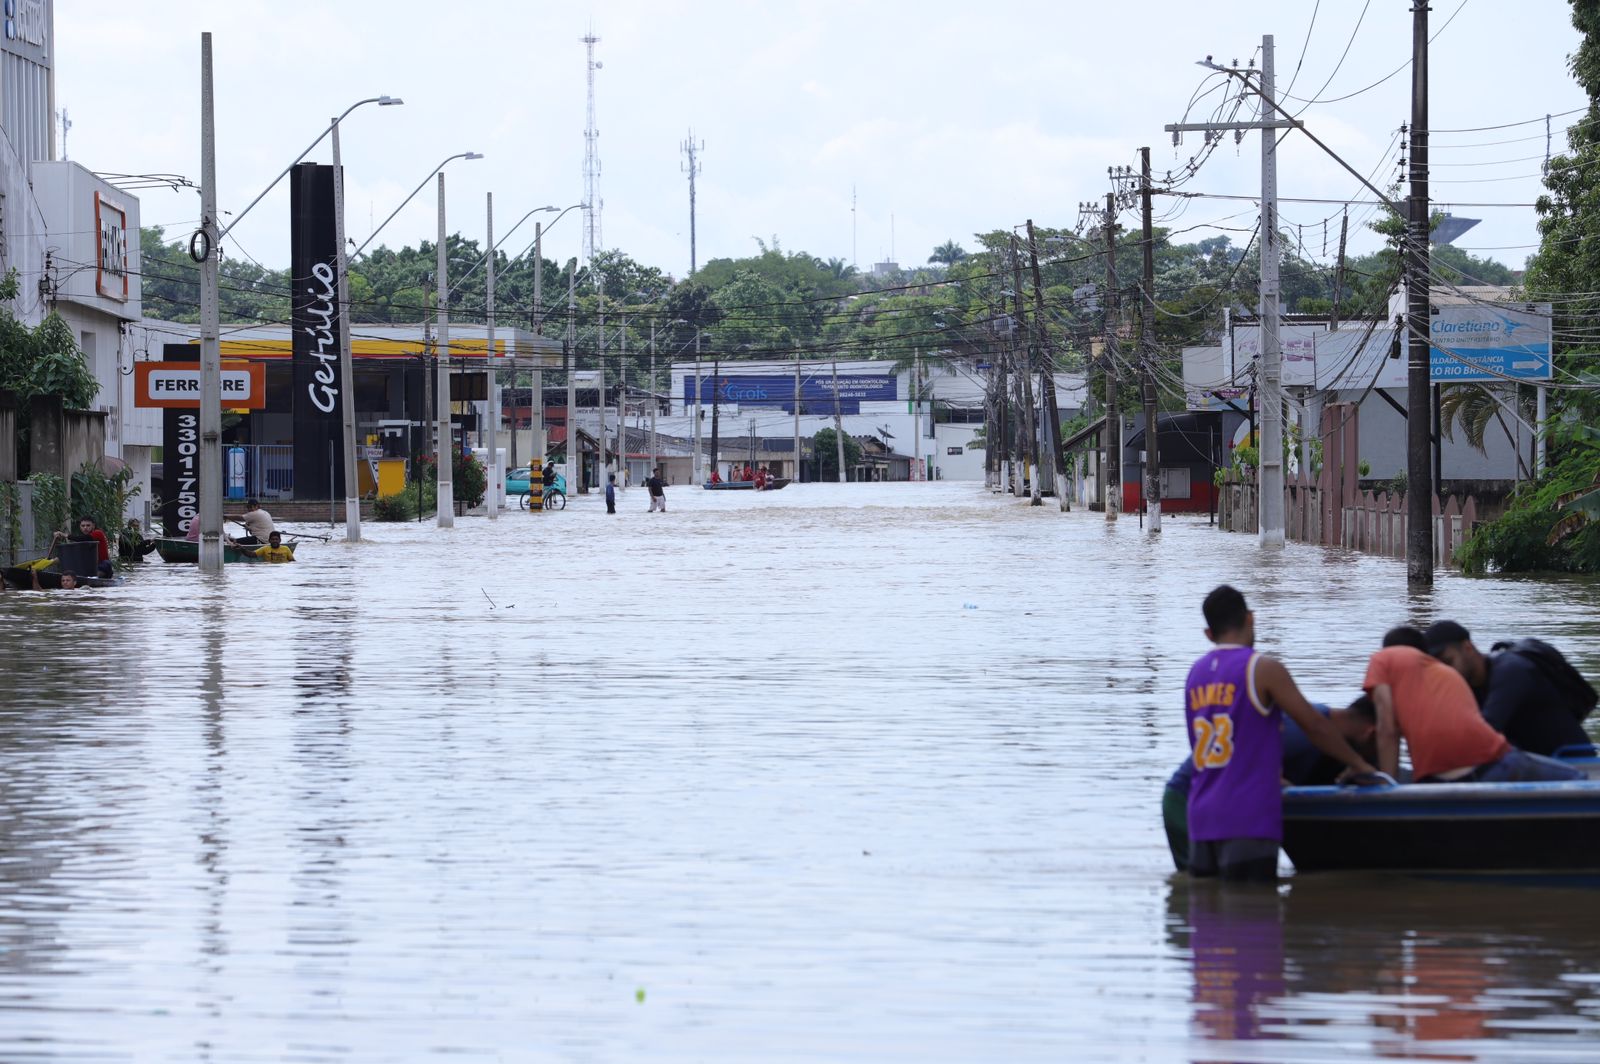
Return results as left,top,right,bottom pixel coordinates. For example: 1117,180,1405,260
344,152,482,530
520,204,583,482
194,72,399,570
328,99,407,543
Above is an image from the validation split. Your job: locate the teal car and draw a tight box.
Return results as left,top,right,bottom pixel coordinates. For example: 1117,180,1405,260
506,466,533,494
507,466,567,509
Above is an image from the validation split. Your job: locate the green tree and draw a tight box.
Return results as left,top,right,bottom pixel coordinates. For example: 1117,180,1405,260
812,428,861,480
1455,0,1600,571
928,240,968,266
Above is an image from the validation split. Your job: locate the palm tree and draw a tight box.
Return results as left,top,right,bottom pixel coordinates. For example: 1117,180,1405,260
825,257,857,280
1438,383,1532,478
928,240,968,267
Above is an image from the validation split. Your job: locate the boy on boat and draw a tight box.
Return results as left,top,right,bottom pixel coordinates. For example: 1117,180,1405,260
1184,585,1377,882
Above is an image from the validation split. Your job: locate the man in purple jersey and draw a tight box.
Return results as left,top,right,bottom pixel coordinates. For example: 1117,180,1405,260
1185,586,1378,881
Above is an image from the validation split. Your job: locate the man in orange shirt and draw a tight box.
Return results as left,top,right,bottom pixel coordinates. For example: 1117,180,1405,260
1365,633,1582,783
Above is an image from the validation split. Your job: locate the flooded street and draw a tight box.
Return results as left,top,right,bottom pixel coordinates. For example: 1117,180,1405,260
2,482,1598,1061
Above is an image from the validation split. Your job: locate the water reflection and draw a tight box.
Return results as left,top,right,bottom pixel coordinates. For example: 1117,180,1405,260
1169,876,1600,1060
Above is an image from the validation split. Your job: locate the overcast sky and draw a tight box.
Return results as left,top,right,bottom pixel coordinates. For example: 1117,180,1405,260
60,1,1586,281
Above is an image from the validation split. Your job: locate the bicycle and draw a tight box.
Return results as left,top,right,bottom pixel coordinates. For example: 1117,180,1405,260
518,487,566,510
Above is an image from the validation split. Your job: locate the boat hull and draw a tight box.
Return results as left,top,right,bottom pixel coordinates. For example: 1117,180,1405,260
154,538,297,564
1284,778,1600,874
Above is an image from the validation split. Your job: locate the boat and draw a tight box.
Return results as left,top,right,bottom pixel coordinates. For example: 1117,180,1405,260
154,537,298,564
703,478,790,491
1283,763,1600,875
0,565,117,589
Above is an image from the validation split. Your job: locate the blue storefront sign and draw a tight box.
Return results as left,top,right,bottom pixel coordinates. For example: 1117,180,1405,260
1428,304,1552,383
683,372,898,415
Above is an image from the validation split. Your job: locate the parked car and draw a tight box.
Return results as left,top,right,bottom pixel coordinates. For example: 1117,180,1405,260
505,466,532,494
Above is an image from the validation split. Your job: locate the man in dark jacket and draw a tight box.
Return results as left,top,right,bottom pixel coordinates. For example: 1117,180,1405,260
1424,620,1597,757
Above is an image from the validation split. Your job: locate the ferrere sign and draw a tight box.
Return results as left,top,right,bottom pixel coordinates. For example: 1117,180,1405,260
135,361,266,408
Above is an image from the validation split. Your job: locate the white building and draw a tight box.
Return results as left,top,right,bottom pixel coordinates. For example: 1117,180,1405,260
0,2,159,510
663,357,1084,482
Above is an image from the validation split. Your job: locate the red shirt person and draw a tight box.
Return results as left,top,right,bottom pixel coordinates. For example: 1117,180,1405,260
1365,639,1581,784
54,516,114,578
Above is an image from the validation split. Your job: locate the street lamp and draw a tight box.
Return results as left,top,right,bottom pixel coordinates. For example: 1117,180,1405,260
221,95,402,240
351,151,484,259
194,77,399,571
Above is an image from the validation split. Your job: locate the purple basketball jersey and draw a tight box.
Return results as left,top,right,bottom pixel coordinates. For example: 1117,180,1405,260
1184,646,1283,842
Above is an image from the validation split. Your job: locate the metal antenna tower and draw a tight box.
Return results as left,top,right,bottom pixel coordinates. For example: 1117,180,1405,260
582,32,603,266
681,129,703,276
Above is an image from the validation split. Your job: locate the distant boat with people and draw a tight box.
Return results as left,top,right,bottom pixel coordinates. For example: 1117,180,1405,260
704,478,789,491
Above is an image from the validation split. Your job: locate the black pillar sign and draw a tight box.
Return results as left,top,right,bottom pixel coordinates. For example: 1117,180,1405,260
290,162,345,499
160,343,200,536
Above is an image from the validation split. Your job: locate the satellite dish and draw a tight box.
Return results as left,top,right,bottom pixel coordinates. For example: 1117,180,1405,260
595,61,604,69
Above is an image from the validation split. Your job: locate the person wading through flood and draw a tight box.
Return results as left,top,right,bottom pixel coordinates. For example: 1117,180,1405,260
1183,585,1377,882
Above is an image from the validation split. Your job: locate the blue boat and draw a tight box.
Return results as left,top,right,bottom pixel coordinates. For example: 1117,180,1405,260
1284,761,1600,875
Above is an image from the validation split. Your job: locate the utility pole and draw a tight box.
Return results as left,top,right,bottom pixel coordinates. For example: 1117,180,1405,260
597,285,607,487
692,329,703,484
617,318,627,484
485,191,498,519
1102,192,1121,521
681,131,703,276
197,33,223,572
531,222,544,509
1009,235,1041,505
565,259,577,496
796,361,806,486
710,357,721,479
996,317,1011,493
831,359,846,483
1256,38,1284,549
915,347,928,480
1139,148,1162,533
331,114,361,542
435,173,453,528
649,321,658,476
1027,219,1069,511
1406,2,1434,585
1165,35,1294,548
1329,210,1348,331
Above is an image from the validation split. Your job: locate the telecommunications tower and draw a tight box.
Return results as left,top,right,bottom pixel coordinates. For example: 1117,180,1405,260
582,32,602,266
681,130,703,276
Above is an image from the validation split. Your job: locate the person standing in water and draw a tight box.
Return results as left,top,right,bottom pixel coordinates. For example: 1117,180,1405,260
1183,585,1377,882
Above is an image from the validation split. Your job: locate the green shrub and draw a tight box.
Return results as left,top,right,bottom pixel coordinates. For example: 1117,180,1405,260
453,449,486,509
371,492,417,522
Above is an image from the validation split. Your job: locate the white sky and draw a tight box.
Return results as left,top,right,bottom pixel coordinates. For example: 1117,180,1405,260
59,1,1587,280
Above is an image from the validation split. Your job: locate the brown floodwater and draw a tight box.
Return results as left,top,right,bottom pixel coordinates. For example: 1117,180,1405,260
0,483,1596,1060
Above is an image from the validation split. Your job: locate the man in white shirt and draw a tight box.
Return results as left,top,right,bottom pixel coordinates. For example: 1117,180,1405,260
227,499,275,542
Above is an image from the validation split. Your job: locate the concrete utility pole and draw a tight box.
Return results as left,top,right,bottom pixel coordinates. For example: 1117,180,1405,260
435,173,454,528
915,348,928,480
1139,147,1162,533
485,192,498,519
617,318,626,484
996,319,1010,492
710,357,721,478
531,222,544,507
831,359,847,483
1406,2,1434,585
1102,192,1121,521
692,329,703,484
793,358,802,482
1009,236,1042,505
1027,219,1069,511
565,259,578,495
649,321,658,475
1256,38,1284,549
597,286,607,487
331,115,362,542
197,33,223,572
1166,35,1296,548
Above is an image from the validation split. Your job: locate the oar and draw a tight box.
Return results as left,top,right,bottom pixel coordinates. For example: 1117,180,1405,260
280,531,332,541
